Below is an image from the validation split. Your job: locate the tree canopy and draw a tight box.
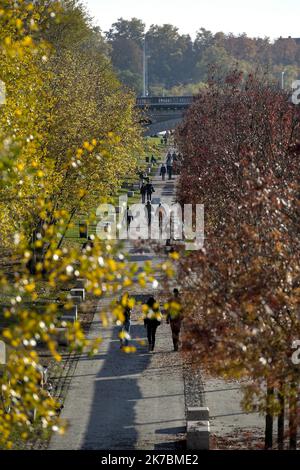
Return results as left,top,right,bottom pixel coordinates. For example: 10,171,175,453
175,70,300,448
0,0,167,448
105,18,300,95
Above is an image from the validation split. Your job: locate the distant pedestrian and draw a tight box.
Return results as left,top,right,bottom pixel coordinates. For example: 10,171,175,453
166,288,183,352
127,207,134,230
140,182,147,204
145,181,155,201
160,164,167,181
144,296,161,352
167,163,173,180
119,293,132,348
138,170,146,188
151,155,157,164
156,203,166,235
145,201,152,226
81,236,94,252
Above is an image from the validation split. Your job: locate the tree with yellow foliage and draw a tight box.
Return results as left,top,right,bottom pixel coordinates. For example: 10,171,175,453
0,0,167,448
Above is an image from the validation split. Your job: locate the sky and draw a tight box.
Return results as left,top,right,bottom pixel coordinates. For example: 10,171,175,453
83,0,300,40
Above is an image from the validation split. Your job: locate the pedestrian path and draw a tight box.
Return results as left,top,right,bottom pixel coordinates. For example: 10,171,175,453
50,153,186,450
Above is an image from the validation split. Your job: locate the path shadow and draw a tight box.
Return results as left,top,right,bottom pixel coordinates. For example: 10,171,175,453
156,426,186,434
154,440,186,451
82,324,150,450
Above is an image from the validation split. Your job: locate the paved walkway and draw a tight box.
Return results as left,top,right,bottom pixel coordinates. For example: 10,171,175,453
50,158,186,450
49,152,265,450
203,376,265,447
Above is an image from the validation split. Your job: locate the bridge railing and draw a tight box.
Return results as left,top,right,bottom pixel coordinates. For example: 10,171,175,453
136,96,194,107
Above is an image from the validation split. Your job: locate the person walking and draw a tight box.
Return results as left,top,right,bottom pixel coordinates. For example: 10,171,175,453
167,162,173,180
145,201,152,227
160,164,167,181
119,294,132,348
144,296,161,352
145,181,155,202
156,203,166,236
166,288,183,352
126,207,134,231
140,182,147,204
138,170,146,189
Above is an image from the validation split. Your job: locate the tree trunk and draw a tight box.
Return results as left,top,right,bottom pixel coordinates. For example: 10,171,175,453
278,387,285,450
265,387,274,449
289,383,298,450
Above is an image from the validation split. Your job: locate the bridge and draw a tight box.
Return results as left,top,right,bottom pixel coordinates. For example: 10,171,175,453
136,96,194,136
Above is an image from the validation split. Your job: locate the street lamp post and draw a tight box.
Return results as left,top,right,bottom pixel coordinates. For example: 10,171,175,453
281,71,285,90
143,34,149,97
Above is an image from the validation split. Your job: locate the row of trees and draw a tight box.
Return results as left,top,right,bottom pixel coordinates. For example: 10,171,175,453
175,71,300,449
0,1,142,258
106,18,300,95
0,0,165,448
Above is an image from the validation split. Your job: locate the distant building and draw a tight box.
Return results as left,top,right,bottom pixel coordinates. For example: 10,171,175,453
278,36,300,44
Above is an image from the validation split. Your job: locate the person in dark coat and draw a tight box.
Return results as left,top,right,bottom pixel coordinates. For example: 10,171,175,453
156,203,166,235
138,170,146,188
144,296,161,352
160,164,167,181
127,207,134,230
167,162,173,180
140,182,147,204
145,181,155,201
166,288,183,351
119,293,132,348
145,201,152,227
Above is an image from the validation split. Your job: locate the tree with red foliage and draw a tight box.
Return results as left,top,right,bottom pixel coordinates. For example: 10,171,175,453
175,70,300,449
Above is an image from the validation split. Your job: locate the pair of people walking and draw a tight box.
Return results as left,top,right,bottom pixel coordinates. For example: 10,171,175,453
145,202,167,230
119,295,161,352
160,162,172,181
140,181,155,203
144,290,183,353
119,291,183,353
